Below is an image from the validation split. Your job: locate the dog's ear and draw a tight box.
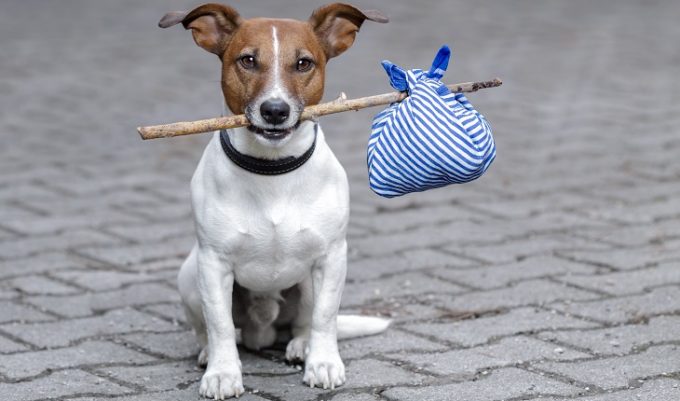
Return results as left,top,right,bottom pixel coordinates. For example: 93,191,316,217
309,3,388,60
159,3,242,56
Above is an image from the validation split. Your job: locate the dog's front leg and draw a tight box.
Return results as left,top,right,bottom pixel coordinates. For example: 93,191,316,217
304,240,347,390
196,247,244,399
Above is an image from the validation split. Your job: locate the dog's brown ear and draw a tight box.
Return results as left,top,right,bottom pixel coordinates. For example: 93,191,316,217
309,3,388,60
159,3,242,56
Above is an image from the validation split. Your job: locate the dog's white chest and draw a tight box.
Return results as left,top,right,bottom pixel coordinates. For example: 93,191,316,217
226,203,328,291
191,131,349,293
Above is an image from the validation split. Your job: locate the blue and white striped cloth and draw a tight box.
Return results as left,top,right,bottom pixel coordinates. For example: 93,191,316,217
367,45,496,198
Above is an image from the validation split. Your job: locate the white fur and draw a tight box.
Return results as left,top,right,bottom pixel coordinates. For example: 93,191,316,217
178,120,389,399
270,26,284,99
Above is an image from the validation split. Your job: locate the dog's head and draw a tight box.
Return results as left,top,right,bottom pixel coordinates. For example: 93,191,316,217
160,3,388,142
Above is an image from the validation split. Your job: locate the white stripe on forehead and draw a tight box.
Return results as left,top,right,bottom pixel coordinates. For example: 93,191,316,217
269,25,285,99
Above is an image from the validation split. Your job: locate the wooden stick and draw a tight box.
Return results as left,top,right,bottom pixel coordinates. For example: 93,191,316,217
138,78,502,140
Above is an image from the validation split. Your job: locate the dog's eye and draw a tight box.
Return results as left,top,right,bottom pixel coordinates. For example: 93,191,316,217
239,55,257,70
296,58,313,72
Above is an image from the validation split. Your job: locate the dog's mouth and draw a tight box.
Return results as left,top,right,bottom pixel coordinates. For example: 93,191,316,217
247,122,300,140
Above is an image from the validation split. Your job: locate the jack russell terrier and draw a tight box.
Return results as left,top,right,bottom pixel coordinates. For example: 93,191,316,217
159,3,389,399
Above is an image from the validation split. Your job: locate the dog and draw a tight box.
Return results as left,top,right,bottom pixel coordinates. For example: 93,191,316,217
158,3,389,399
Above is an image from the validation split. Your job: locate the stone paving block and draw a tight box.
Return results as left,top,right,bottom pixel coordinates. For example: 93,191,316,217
532,378,680,401
238,351,300,375
71,385,270,401
431,255,598,290
20,188,164,216
122,330,198,360
538,316,680,356
0,369,133,401
431,279,600,312
0,229,123,260
142,302,187,325
25,282,180,317
52,269,157,291
242,373,324,401
104,222,192,243
1,308,178,348
0,202,44,223
458,192,594,218
386,336,589,377
344,358,429,389
342,301,447,324
339,328,447,360
0,334,28,353
126,202,193,222
347,248,479,282
349,220,509,257
382,367,582,401
76,236,192,267
444,234,610,265
534,344,680,390
0,340,156,379
584,178,680,203
1,210,139,235
404,307,598,347
347,222,373,238
7,275,82,295
0,183,62,202
489,211,610,236
0,251,86,279
76,383,267,401
549,285,680,323
43,173,182,198
0,286,19,300
128,256,186,273
0,228,17,242
1,202,41,222
557,262,680,295
559,241,680,270
0,300,54,324
332,393,380,401
573,219,680,247
585,198,680,224
342,272,466,307
354,204,483,233
95,361,200,392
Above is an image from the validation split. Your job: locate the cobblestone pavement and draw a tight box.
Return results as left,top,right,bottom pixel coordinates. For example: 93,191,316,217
1,0,680,400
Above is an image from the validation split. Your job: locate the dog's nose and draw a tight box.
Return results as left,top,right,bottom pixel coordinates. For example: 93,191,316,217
260,99,290,125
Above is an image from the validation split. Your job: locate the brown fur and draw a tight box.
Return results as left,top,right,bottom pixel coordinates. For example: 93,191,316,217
220,19,327,114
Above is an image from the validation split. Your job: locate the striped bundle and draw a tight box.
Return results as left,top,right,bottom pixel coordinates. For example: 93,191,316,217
367,45,496,198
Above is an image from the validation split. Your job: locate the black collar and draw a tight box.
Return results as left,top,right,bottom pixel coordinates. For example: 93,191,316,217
219,125,317,175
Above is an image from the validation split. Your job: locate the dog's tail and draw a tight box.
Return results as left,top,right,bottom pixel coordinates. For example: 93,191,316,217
336,315,391,340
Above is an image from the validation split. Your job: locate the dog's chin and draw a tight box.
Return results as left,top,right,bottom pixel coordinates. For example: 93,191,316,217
247,121,300,143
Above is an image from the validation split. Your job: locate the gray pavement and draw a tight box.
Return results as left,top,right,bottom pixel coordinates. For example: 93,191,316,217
1,0,680,400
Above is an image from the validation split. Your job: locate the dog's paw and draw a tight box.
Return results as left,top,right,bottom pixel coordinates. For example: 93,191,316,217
198,346,209,367
303,351,345,390
285,336,309,362
199,367,244,400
